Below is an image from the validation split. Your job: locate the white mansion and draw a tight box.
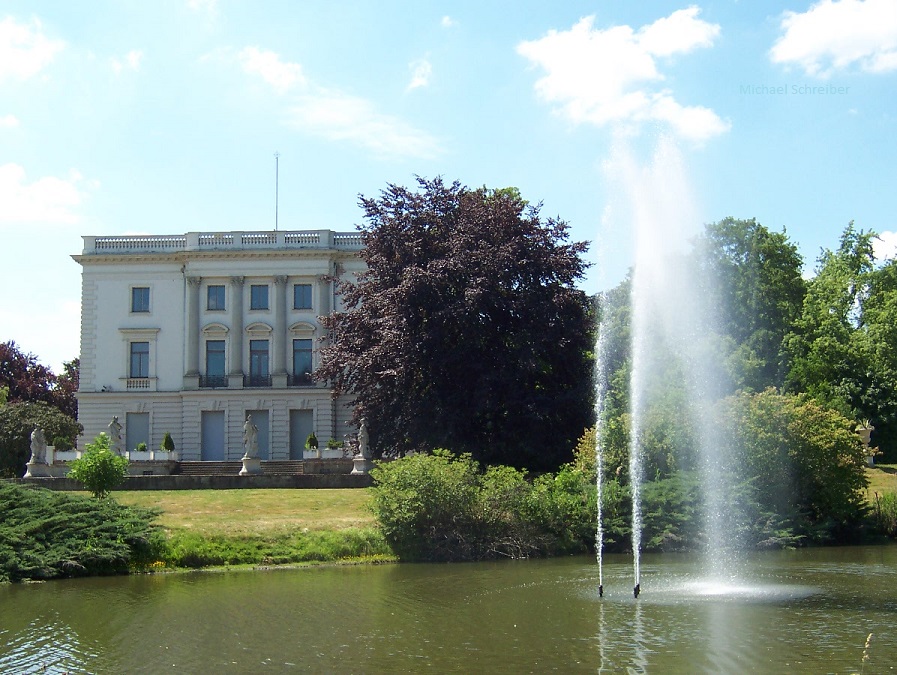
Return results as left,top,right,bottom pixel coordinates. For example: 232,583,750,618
73,230,364,461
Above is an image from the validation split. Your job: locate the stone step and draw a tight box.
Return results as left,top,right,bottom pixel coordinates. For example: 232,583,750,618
176,461,305,476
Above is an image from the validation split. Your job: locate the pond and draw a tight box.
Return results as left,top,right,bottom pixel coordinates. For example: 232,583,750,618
2,546,896,673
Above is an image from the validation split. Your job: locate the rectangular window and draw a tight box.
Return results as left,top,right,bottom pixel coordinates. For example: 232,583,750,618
250,284,269,310
293,283,313,310
206,340,225,376
131,287,150,313
292,338,313,385
130,341,149,378
249,340,269,379
207,285,225,311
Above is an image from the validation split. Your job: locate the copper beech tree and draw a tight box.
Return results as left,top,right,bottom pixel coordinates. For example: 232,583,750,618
318,177,594,471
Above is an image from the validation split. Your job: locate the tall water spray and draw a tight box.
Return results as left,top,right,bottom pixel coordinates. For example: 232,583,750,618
594,291,609,597
608,133,736,591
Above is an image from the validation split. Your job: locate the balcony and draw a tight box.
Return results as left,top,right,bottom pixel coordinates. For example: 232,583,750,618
287,373,315,387
199,375,229,389
244,374,272,388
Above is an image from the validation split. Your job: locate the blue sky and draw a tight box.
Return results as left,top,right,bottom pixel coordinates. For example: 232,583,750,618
2,0,896,372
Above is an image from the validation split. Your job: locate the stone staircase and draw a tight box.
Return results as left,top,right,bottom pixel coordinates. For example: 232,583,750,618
175,460,305,476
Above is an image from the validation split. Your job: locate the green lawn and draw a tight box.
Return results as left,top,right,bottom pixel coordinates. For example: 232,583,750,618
116,488,376,538
866,464,897,502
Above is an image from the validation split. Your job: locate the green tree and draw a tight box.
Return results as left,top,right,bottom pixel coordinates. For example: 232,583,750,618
0,401,82,478
784,223,897,458
319,177,594,470
695,217,806,391
68,433,129,498
723,389,868,540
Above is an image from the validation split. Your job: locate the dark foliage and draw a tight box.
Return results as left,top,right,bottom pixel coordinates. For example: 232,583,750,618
0,342,79,419
318,177,594,471
0,482,163,583
0,401,82,478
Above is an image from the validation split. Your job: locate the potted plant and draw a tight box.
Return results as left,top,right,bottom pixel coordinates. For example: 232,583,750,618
305,432,320,459
159,432,177,460
130,441,151,462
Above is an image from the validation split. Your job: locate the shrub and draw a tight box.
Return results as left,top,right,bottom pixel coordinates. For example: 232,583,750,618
871,491,897,538
722,389,869,542
369,450,596,561
0,482,163,582
68,433,129,498
52,436,74,451
160,432,175,452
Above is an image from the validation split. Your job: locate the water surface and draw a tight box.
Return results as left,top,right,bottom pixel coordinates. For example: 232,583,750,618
1,546,895,673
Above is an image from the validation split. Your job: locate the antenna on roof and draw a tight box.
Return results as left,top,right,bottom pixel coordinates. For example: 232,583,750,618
274,152,280,232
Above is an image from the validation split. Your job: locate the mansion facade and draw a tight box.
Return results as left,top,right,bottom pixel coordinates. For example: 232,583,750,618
73,230,364,461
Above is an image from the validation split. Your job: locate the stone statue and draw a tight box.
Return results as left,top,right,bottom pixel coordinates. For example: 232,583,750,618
358,418,371,459
29,427,48,464
108,416,124,455
243,415,259,458
351,417,374,475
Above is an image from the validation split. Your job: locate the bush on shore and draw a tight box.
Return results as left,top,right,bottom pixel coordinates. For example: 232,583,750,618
0,482,163,583
369,450,596,562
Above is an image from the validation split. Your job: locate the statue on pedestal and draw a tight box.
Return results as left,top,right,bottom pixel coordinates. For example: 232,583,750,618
242,415,259,459
108,417,124,455
29,427,48,464
358,418,371,459
351,417,374,476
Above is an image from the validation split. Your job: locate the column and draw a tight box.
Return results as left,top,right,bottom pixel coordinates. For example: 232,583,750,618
228,276,245,388
272,275,288,388
183,276,201,389
317,273,332,316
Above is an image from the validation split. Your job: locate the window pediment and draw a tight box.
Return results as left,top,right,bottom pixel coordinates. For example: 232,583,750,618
246,322,273,337
202,322,229,337
289,321,316,336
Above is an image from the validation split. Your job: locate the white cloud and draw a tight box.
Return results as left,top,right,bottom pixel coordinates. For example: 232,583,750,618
875,230,897,261
0,114,20,128
517,8,729,143
111,49,143,74
441,16,458,29
770,0,897,77
233,46,441,159
0,164,87,224
238,46,306,94
407,58,432,90
0,16,65,81
286,90,443,159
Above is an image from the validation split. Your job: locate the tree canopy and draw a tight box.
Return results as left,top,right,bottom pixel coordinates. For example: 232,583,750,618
695,217,806,392
318,177,594,470
784,224,897,456
0,401,83,478
0,342,78,419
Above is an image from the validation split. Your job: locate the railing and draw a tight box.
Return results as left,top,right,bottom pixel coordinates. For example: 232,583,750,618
244,374,272,388
287,373,315,387
199,375,229,389
126,378,153,390
82,230,364,255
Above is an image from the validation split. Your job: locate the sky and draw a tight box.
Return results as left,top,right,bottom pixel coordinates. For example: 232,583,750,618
2,0,897,373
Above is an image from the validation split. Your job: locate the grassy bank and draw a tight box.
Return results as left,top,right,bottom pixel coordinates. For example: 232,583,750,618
866,464,897,500
116,488,394,569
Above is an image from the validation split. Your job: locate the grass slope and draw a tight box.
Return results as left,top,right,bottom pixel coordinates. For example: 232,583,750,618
115,488,391,569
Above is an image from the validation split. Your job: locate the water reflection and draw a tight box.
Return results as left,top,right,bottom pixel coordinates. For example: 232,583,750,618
1,547,896,673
